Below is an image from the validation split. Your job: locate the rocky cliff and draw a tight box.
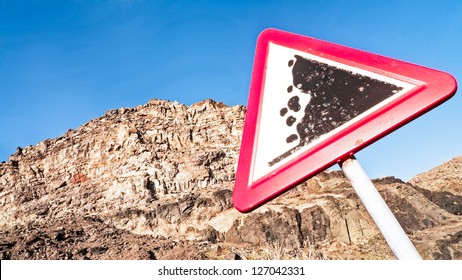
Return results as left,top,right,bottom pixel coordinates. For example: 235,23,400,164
0,99,461,260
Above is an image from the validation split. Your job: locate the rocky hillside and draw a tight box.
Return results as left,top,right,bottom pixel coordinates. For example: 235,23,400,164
410,156,462,195
0,99,461,260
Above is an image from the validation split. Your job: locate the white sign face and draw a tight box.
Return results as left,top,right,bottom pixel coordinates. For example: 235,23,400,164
250,43,415,183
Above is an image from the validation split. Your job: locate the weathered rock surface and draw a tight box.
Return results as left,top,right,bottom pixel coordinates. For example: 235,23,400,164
410,156,462,195
0,98,461,260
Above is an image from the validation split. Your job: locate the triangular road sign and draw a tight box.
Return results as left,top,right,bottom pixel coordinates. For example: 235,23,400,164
233,28,456,213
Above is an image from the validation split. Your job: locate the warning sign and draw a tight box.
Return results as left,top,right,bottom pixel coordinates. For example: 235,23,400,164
233,29,456,212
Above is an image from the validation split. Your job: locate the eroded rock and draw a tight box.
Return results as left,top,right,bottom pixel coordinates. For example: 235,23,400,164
1,98,461,260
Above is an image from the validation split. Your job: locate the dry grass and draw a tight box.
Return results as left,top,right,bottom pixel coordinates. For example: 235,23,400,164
235,239,325,260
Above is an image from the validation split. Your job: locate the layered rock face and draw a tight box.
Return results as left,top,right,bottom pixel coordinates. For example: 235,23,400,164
0,99,461,260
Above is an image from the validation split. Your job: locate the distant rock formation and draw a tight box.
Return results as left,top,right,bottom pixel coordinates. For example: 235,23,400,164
410,156,462,195
1,99,461,260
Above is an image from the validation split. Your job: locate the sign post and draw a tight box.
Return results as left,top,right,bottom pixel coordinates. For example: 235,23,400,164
340,156,422,260
233,28,456,259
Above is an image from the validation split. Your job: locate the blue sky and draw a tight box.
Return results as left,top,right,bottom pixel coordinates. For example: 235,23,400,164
0,0,461,180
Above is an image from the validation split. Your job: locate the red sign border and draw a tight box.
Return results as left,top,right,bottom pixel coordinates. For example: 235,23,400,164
233,28,457,213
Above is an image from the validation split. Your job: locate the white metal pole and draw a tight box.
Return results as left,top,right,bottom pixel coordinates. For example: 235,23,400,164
339,156,422,260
